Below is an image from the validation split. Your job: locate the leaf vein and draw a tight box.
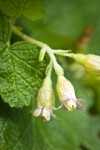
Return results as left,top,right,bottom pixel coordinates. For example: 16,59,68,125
11,52,37,71
9,48,19,105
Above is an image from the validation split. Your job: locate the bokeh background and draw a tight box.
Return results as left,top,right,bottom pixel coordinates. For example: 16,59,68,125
0,0,100,150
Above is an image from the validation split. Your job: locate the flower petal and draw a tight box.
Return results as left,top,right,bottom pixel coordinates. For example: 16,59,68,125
62,99,77,111
42,108,51,121
76,99,85,110
33,107,42,117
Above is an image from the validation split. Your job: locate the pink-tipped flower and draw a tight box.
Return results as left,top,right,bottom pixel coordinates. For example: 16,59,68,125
56,75,84,111
33,76,55,121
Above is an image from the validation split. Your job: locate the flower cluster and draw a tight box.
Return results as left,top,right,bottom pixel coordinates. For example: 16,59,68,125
12,26,99,122
33,53,100,121
33,74,84,121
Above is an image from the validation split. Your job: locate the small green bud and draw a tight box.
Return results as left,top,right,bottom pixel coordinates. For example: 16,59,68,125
33,76,55,121
39,47,46,61
73,54,100,76
56,75,84,111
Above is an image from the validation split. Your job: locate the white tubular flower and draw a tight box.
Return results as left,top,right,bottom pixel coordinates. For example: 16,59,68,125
33,76,55,121
56,75,84,111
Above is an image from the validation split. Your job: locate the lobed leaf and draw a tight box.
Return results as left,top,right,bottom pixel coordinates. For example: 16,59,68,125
0,41,47,107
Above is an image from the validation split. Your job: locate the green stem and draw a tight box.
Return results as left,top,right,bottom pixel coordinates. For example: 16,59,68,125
52,50,74,57
45,61,53,76
12,26,46,48
12,26,64,75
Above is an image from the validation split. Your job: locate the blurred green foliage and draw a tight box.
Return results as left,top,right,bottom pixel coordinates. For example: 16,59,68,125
0,0,44,20
0,0,100,150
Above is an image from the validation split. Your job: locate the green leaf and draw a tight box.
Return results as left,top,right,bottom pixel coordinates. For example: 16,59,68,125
0,41,47,107
23,0,45,21
0,14,11,43
0,0,44,20
0,79,100,150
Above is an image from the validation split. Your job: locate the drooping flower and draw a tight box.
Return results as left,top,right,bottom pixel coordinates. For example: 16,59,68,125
33,76,55,121
56,75,84,111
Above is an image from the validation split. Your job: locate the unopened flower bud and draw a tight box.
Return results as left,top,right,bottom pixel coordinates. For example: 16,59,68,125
39,47,46,61
56,75,84,111
33,76,55,121
72,54,100,76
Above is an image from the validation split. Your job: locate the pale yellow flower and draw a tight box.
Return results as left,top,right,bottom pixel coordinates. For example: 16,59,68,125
56,75,84,111
33,76,55,121
73,54,100,76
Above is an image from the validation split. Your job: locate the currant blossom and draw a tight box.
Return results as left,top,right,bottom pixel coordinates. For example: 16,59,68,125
56,75,84,111
33,76,55,121
72,54,100,76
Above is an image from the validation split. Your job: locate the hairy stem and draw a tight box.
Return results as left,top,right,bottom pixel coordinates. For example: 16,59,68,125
12,26,64,75
12,26,46,48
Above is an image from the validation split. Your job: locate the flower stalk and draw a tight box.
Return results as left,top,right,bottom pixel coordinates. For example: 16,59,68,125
12,26,64,76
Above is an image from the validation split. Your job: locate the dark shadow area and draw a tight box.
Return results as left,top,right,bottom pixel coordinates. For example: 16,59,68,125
89,105,97,115
97,131,100,139
80,144,90,150
89,105,100,116
0,96,31,122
